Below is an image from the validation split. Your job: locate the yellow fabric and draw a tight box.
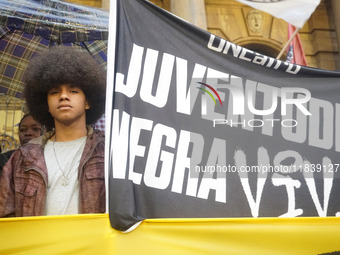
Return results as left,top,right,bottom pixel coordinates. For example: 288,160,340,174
1,214,340,254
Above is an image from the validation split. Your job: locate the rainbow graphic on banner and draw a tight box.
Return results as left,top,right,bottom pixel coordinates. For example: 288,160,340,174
196,82,223,106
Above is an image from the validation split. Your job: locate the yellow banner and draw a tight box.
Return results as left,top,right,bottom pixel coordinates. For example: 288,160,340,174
1,215,340,255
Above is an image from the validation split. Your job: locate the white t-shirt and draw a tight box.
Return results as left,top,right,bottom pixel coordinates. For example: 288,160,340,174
44,136,87,215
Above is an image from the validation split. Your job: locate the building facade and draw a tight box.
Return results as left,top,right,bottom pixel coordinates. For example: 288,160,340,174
102,0,340,71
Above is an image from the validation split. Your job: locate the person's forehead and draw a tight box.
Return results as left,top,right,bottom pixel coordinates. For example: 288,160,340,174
50,84,81,89
20,116,41,127
20,123,41,127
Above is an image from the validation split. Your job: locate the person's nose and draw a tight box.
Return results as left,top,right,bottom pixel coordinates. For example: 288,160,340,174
24,130,33,137
59,89,70,101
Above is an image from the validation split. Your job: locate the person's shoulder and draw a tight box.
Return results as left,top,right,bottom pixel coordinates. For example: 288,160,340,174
18,135,48,159
88,128,105,153
20,138,43,152
87,126,105,140
93,129,105,138
91,129,105,147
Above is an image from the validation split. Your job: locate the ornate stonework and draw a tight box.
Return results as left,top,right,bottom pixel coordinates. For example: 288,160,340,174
247,10,263,33
70,0,340,71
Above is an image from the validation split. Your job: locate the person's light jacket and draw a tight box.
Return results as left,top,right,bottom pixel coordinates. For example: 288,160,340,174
0,127,105,217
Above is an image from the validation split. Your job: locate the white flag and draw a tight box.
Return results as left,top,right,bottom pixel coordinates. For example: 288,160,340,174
235,0,321,28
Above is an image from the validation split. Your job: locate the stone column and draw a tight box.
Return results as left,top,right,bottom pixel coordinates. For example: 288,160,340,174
102,0,110,11
170,0,207,30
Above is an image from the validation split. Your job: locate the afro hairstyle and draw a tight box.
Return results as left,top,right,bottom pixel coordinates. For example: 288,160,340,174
23,46,106,129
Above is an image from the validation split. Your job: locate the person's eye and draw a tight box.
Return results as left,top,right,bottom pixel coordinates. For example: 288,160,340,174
49,90,59,95
33,128,41,132
71,90,79,93
19,128,27,132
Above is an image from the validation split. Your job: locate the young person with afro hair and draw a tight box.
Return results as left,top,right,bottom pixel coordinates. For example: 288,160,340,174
0,47,106,217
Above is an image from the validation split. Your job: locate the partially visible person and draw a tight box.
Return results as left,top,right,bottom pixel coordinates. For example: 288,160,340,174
0,46,106,217
0,114,43,175
93,114,105,134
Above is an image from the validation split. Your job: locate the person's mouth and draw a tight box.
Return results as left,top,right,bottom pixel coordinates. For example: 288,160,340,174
58,104,72,109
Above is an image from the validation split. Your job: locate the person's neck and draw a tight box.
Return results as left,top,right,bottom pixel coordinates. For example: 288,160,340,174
53,122,87,142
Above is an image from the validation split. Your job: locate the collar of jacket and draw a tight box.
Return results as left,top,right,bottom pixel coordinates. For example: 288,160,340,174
27,125,95,148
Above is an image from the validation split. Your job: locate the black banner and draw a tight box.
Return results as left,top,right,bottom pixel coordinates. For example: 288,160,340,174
107,0,340,231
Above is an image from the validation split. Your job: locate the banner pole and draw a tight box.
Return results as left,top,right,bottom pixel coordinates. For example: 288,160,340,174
105,0,117,213
276,26,300,60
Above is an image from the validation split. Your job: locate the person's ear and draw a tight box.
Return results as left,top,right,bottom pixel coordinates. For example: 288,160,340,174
85,101,90,110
